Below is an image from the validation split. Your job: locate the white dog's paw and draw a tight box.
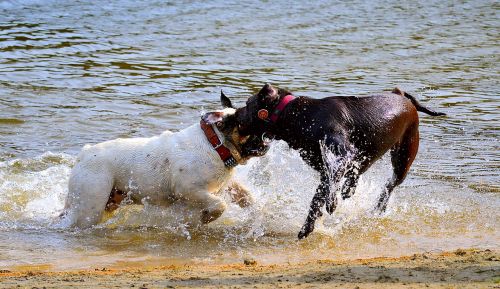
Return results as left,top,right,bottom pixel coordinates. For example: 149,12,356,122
227,182,254,208
201,201,227,224
235,193,254,208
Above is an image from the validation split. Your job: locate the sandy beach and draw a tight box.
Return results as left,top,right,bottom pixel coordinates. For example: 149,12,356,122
1,249,498,288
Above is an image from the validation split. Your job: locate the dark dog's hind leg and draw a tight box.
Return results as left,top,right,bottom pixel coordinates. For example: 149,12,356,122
376,125,419,212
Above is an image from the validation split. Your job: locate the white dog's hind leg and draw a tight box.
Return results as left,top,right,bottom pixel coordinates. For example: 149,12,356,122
66,170,114,228
185,192,227,224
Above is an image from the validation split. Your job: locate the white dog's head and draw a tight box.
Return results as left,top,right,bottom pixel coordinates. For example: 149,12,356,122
202,108,270,164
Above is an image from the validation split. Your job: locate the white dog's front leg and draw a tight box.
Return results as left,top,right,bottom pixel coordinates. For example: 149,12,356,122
227,181,254,208
185,192,227,224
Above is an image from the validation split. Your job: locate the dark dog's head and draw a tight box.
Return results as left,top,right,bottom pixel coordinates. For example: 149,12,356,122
221,83,291,137
202,108,269,164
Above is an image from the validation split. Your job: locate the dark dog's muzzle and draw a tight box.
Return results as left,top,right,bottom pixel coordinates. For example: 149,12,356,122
241,135,270,157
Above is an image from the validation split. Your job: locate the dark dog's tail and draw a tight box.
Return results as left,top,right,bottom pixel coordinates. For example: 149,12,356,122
392,87,446,116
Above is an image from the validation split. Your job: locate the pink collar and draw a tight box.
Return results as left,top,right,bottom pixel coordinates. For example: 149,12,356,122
270,95,295,123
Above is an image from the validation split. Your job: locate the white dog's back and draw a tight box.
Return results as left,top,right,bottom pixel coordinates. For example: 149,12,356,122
65,123,233,228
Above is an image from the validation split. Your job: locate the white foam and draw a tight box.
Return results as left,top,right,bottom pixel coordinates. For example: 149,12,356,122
0,152,72,229
0,145,498,252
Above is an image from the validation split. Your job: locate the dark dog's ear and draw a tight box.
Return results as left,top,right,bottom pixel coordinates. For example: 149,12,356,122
258,83,279,103
220,91,234,108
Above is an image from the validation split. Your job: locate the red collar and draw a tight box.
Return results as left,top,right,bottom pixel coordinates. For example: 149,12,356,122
269,94,296,123
200,119,237,168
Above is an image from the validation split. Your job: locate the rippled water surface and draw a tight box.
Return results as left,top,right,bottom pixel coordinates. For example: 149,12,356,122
0,0,498,270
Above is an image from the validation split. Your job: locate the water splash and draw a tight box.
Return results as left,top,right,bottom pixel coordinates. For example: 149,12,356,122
0,143,498,269
0,152,71,229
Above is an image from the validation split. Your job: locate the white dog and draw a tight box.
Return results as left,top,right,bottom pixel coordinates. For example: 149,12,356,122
62,108,269,228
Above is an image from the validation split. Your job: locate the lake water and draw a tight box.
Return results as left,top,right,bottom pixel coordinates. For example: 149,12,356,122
0,0,498,270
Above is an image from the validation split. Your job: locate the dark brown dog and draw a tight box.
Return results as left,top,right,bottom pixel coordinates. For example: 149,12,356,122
221,84,446,239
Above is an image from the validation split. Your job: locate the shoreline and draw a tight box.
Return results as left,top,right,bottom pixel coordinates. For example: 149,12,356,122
1,249,498,288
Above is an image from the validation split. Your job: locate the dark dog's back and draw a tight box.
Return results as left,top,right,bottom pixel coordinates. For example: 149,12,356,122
283,92,418,160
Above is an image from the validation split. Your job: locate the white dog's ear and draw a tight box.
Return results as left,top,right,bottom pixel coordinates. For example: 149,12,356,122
202,112,224,124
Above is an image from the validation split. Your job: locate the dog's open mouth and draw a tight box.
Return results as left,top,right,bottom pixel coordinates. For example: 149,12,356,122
241,135,270,157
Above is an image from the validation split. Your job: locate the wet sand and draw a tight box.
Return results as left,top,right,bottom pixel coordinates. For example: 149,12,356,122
1,249,498,288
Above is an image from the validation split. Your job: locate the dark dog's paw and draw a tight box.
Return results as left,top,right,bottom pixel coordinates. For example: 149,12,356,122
325,194,338,215
341,187,355,200
374,194,390,214
372,202,388,216
298,221,315,239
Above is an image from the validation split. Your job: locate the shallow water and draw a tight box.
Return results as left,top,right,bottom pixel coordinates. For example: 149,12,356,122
0,0,498,270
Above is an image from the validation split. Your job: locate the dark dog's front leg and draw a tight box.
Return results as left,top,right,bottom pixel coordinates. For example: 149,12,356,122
325,179,338,215
298,174,330,239
321,137,355,215
325,156,353,214
340,166,360,200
